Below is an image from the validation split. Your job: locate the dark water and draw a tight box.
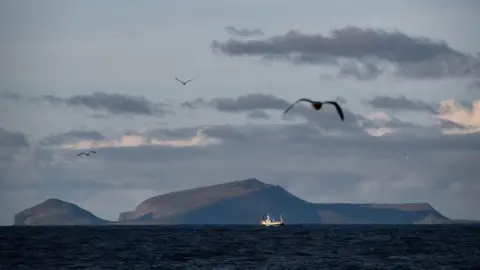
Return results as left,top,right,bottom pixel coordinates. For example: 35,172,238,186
1,225,479,269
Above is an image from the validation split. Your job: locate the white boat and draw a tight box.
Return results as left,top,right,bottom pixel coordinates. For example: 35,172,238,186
260,213,284,227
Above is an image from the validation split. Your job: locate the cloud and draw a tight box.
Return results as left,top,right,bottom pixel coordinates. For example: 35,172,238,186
0,128,29,147
3,121,479,222
362,111,426,137
185,93,349,117
62,92,168,116
468,81,480,90
209,93,291,112
211,26,480,80
184,93,412,136
2,92,170,117
2,92,479,223
437,99,480,134
247,110,270,120
0,92,23,102
41,127,221,151
180,98,208,110
40,130,107,146
225,26,264,37
0,128,37,197
366,96,436,113
337,60,384,81
364,97,480,135
0,128,30,162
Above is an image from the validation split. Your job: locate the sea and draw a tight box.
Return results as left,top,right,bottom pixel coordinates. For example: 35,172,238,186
1,225,479,269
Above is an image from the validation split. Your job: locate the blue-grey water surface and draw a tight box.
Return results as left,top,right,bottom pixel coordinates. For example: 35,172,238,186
1,225,479,269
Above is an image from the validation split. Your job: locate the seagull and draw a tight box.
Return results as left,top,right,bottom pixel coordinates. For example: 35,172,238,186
175,77,194,86
77,150,97,157
283,98,345,121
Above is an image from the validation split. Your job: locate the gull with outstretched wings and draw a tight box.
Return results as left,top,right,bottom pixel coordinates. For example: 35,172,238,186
175,77,194,86
283,98,345,121
77,150,97,157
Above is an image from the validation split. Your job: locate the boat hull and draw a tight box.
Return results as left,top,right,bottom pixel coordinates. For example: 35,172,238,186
260,214,284,227
260,222,284,227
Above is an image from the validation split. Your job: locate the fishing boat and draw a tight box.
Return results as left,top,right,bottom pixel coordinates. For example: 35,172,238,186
260,213,284,227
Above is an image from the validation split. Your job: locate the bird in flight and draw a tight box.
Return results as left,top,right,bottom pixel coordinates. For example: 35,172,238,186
77,150,97,157
175,77,194,86
283,98,345,121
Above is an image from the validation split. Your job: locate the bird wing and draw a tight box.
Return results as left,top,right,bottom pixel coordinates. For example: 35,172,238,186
324,101,345,121
174,77,185,84
77,152,85,156
90,151,97,154
184,79,194,84
283,98,314,115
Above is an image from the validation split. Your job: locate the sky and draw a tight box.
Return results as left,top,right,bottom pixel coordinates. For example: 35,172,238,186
1,0,479,225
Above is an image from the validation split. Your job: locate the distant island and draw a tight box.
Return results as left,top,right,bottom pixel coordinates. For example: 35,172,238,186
13,178,479,226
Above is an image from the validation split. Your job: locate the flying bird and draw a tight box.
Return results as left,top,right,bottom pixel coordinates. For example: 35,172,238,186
175,77,194,86
283,98,345,121
77,150,97,157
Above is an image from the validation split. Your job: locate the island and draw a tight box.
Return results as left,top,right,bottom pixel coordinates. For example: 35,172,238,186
13,178,477,226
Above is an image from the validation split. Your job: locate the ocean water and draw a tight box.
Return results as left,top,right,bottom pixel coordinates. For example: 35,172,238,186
1,225,479,269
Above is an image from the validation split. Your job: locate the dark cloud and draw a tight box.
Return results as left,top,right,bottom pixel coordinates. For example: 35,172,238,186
247,110,270,120
64,92,167,116
465,61,480,76
0,128,29,147
337,60,384,81
361,114,424,132
188,93,348,114
144,125,253,144
366,96,436,113
291,172,369,195
42,95,64,104
438,119,467,130
468,81,480,90
225,26,264,37
211,26,479,79
212,26,461,62
207,123,478,153
2,92,170,116
182,93,366,133
202,125,252,142
145,127,200,141
209,93,291,112
261,52,338,66
40,130,107,146
0,92,22,101
29,123,480,190
183,93,412,134
0,128,30,163
393,54,480,79
180,101,197,109
180,98,207,109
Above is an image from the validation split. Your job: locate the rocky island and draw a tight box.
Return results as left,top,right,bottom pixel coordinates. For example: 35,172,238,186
13,178,475,226
14,198,108,226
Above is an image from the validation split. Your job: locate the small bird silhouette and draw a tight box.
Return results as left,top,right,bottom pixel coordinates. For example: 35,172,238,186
283,98,345,121
77,150,97,157
175,77,194,86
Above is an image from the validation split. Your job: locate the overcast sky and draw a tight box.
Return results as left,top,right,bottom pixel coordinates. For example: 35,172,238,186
1,0,479,225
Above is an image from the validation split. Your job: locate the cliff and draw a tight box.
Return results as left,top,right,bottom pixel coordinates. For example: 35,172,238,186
14,198,108,226
13,179,462,225
118,178,273,223
117,178,451,225
314,203,448,224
